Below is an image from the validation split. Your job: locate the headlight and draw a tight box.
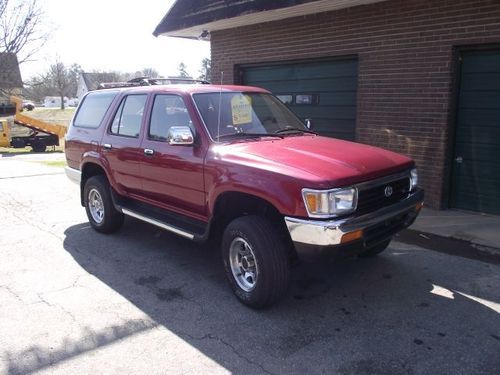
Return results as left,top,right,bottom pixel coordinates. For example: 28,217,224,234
410,168,418,191
302,187,357,218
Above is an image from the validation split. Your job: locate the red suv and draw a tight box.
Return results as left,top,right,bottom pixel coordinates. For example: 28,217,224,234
65,83,424,308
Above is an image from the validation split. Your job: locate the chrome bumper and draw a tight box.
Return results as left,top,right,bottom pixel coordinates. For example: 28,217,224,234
285,189,424,248
65,166,81,184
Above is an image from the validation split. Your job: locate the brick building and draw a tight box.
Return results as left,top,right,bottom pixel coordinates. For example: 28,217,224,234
154,0,500,214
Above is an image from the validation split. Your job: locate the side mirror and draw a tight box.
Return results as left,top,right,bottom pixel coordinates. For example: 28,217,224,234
305,118,312,129
167,126,194,145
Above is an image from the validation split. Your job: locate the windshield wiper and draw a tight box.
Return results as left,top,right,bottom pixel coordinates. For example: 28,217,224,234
216,132,284,141
275,127,317,135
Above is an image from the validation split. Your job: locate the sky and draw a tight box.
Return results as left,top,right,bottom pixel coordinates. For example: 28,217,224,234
20,0,210,81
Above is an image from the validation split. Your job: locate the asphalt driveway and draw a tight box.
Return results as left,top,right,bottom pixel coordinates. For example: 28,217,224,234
1,154,499,374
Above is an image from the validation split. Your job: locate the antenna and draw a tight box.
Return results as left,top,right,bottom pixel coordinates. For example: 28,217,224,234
216,71,224,141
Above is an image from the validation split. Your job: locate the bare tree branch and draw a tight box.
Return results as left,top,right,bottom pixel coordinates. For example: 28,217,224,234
0,0,51,63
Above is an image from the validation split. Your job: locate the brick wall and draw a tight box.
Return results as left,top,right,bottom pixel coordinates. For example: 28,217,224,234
210,0,500,209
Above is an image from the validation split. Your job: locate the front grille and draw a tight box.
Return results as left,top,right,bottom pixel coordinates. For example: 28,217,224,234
356,175,410,216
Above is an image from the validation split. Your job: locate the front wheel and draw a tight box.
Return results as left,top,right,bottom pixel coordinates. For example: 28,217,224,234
222,215,290,308
83,175,124,233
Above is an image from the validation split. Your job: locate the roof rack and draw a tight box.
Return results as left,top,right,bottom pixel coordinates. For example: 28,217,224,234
96,76,210,90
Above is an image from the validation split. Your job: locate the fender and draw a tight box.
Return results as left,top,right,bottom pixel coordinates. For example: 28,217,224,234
80,151,126,198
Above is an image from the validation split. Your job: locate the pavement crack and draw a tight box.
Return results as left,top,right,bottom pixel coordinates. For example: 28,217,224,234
181,332,274,375
37,293,77,322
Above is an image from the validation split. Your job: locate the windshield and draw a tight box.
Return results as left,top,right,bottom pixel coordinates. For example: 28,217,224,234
193,92,310,141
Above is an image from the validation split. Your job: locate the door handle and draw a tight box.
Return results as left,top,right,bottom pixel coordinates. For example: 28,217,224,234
103,143,112,150
144,148,154,156
455,156,463,163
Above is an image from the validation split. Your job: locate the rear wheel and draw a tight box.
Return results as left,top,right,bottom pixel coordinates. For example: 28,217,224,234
84,175,124,233
359,238,392,258
32,140,46,153
222,215,290,308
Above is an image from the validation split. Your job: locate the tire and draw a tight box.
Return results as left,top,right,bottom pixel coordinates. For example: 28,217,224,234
83,175,124,233
359,238,392,258
32,141,46,153
222,215,290,308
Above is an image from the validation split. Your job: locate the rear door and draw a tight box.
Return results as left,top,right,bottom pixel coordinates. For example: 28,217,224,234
139,93,207,219
100,94,148,196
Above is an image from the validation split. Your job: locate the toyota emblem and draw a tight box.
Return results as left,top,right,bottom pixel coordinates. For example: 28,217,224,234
384,185,393,197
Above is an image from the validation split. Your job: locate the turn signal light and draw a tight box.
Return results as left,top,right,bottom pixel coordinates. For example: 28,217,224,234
341,230,363,244
415,202,424,212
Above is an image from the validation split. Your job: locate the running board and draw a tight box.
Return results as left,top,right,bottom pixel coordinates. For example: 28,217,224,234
121,208,195,240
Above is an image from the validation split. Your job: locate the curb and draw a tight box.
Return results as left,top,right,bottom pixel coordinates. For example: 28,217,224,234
396,229,500,265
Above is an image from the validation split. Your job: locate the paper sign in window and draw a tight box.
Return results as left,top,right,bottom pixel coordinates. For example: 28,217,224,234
231,95,252,125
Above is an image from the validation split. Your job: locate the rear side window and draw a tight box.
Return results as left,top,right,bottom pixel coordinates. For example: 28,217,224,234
73,90,118,128
110,95,147,138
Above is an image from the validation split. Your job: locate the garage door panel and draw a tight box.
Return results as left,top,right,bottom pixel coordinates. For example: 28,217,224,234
460,73,500,91
454,142,500,162
293,106,357,120
450,192,500,213
451,50,500,214
319,92,358,106
459,91,500,109
310,118,356,137
461,51,500,73
242,59,358,141
454,125,500,144
247,77,357,93
243,61,357,82
458,108,500,126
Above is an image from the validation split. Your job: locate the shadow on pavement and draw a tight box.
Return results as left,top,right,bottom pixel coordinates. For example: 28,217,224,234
6,219,500,374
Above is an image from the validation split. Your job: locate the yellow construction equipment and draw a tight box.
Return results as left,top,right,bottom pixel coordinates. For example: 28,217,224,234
0,96,67,152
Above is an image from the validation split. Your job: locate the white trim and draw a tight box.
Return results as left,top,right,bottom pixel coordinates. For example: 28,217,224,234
121,208,195,240
158,0,387,39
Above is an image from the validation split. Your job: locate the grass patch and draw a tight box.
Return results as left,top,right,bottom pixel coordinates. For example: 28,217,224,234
39,160,67,168
0,146,64,154
27,107,76,127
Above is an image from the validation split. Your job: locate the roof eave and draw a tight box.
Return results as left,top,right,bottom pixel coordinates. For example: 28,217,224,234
154,0,387,39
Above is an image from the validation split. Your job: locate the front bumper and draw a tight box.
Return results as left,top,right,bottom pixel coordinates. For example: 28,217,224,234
65,166,81,185
285,188,424,261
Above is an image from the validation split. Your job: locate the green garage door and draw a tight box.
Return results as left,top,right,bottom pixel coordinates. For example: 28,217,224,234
451,50,500,214
241,59,358,140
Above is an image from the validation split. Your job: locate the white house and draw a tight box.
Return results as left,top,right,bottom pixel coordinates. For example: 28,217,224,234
77,72,118,99
43,96,78,108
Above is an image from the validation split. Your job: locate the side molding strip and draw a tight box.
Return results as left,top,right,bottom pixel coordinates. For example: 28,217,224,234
121,208,195,240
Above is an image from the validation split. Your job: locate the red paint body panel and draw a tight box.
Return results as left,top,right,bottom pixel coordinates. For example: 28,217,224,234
65,85,415,222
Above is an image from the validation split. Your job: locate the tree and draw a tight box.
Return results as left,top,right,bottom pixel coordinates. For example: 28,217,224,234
198,58,211,82
27,62,81,108
0,0,50,63
141,67,160,78
177,62,189,78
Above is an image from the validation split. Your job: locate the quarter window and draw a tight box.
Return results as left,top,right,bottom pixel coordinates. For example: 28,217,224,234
73,90,118,128
110,94,147,137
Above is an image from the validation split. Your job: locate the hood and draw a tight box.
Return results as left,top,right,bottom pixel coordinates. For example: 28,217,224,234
214,135,413,187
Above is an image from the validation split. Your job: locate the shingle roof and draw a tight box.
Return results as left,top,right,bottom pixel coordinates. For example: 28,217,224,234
0,53,23,88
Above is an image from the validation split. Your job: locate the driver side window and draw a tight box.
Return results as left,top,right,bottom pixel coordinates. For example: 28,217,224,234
149,94,193,142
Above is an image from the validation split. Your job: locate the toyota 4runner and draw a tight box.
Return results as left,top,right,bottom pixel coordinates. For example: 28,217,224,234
65,83,424,308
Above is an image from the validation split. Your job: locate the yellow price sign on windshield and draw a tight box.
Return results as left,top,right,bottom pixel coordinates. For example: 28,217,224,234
231,95,252,125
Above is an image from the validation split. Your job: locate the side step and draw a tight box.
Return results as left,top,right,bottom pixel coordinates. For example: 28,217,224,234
121,208,195,240
113,194,209,242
